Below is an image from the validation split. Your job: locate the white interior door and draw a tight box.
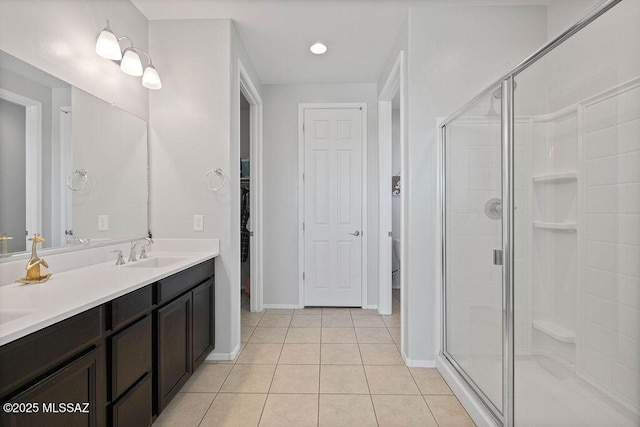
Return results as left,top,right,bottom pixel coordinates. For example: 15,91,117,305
304,107,363,307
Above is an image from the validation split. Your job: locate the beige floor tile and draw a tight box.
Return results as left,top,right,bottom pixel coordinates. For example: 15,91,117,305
355,327,393,343
278,343,321,364
200,393,266,427
352,315,386,328
388,327,401,344
265,308,294,314
259,394,318,427
424,395,475,426
364,366,420,394
181,363,233,393
294,307,322,315
220,364,276,393
270,364,320,393
236,343,282,364
290,314,322,327
410,368,453,395
350,308,379,316
322,307,351,314
248,327,288,343
285,327,321,343
382,314,401,327
322,314,353,327
241,326,256,343
258,314,292,327
153,392,216,426
372,395,438,427
359,343,404,365
242,313,264,327
319,394,377,427
319,365,369,394
321,343,362,364
321,327,357,343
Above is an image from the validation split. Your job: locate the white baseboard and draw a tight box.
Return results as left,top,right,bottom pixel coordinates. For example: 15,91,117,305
400,350,436,368
436,355,499,427
205,343,241,362
363,304,378,310
263,304,302,309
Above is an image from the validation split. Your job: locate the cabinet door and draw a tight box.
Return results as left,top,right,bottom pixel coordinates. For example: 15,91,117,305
191,279,214,369
156,293,191,412
0,346,105,427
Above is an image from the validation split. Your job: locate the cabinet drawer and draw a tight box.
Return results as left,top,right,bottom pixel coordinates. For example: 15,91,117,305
111,315,152,400
111,286,152,331
111,374,152,427
0,307,103,398
157,260,213,304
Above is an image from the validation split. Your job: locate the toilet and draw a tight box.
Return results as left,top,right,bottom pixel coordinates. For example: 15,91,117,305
392,238,401,288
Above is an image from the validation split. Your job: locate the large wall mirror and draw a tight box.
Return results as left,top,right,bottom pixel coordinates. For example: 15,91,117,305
0,50,148,256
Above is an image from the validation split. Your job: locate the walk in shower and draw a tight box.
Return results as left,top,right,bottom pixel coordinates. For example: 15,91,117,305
440,1,639,425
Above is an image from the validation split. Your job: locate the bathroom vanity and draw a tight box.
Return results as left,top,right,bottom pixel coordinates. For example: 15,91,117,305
0,254,217,427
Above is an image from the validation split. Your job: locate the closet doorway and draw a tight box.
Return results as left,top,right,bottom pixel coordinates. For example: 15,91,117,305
238,60,264,315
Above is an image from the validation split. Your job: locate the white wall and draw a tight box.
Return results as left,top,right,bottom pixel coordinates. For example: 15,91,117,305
149,18,262,357
149,18,235,354
403,5,547,363
262,83,378,307
0,0,149,121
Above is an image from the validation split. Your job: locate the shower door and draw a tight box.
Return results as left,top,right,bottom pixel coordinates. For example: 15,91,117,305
442,86,506,422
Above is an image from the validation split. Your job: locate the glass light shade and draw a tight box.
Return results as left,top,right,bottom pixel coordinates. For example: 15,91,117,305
120,48,143,76
310,42,327,55
142,65,162,89
95,28,122,60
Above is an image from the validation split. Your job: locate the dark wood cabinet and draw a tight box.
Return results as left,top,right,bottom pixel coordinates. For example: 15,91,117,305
0,258,215,426
191,279,214,370
111,374,151,427
0,346,105,427
156,292,192,412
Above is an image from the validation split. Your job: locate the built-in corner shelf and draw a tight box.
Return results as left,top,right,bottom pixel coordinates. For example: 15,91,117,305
532,172,578,184
533,221,577,231
532,320,576,344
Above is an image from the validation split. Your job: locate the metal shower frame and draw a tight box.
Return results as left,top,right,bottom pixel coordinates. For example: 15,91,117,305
438,1,622,425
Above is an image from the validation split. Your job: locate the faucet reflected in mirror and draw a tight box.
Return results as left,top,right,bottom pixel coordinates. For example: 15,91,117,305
0,234,13,255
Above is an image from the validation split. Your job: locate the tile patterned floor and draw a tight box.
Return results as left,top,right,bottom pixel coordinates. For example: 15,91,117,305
153,292,475,426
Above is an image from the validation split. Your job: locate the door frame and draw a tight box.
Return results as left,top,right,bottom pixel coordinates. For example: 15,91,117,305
0,87,42,247
238,60,264,313
377,51,406,316
298,103,368,308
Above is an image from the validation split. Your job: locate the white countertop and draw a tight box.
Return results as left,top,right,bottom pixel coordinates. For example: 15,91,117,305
0,248,219,346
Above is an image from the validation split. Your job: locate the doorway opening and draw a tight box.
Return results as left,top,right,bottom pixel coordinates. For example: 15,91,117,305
378,50,405,354
240,92,251,312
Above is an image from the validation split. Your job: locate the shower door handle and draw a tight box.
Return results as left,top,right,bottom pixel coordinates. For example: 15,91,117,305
493,249,503,266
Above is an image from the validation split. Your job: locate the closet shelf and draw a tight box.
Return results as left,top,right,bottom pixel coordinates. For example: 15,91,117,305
532,172,577,183
240,177,250,182
533,221,577,231
532,320,576,344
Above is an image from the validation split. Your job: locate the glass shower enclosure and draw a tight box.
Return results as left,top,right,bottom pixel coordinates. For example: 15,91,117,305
440,1,640,425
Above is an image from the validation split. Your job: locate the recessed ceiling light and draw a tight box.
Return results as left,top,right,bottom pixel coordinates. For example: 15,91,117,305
310,42,327,55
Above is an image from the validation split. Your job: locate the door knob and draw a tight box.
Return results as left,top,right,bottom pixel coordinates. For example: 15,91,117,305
349,231,360,236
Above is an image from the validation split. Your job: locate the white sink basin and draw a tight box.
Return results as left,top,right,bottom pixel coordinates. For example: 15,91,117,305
123,257,190,269
0,308,37,325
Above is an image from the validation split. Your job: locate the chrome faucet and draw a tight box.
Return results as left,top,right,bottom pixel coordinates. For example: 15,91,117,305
112,250,126,266
139,238,154,259
128,237,154,262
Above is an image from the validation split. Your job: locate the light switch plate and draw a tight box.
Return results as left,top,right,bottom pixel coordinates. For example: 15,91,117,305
193,215,204,231
98,215,109,231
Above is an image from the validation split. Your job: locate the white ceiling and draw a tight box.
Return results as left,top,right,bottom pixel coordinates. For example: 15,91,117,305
132,0,552,85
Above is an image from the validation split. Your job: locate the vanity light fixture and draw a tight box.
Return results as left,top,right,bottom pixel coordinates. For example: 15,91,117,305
310,42,327,55
95,20,162,89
